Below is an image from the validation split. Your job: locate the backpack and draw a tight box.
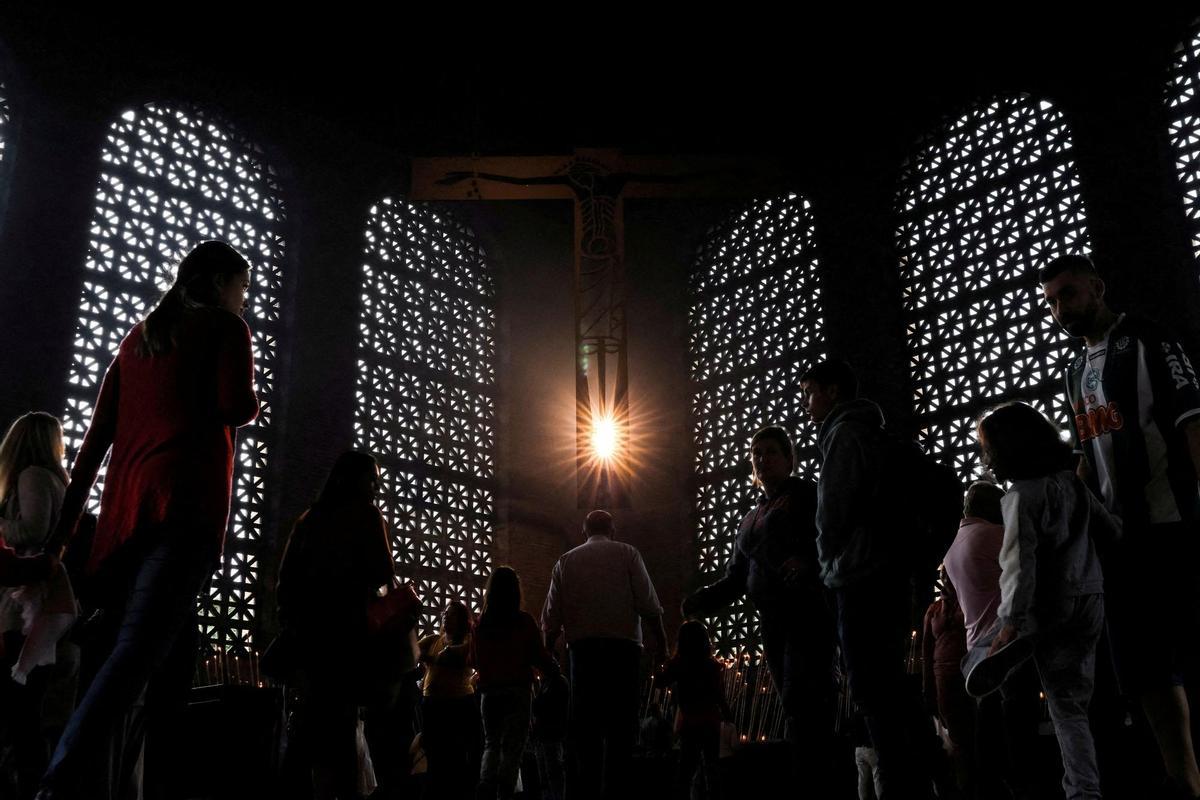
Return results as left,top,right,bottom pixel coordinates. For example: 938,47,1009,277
874,432,964,615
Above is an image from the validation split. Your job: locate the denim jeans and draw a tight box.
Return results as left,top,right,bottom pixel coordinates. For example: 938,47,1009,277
1033,593,1103,800
479,684,532,799
42,532,214,796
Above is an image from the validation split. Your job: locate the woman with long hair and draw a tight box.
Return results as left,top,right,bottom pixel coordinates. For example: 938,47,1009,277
472,566,559,800
276,450,396,800
655,619,729,800
38,241,259,799
972,402,1120,799
0,412,72,798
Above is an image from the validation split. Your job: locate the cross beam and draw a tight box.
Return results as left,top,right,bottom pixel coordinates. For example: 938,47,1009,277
411,148,777,508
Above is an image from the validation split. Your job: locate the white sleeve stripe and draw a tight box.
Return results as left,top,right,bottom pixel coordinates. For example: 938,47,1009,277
1175,408,1200,428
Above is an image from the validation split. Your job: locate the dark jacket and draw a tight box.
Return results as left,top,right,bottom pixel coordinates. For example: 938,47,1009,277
815,399,888,588
686,476,823,622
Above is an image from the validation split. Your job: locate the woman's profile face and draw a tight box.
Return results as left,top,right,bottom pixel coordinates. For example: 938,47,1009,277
977,425,1004,480
215,269,251,316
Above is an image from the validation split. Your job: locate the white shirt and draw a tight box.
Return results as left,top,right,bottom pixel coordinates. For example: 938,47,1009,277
540,534,663,646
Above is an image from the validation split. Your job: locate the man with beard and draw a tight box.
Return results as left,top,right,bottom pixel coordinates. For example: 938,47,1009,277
1041,253,1200,799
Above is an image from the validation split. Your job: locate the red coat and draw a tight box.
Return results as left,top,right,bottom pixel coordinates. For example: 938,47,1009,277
58,308,259,573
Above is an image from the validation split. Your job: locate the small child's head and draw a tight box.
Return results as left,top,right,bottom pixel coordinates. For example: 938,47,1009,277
675,619,713,661
963,480,1005,524
977,402,1073,482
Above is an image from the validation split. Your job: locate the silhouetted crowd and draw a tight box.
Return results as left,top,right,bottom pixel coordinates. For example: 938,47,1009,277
1,245,1199,800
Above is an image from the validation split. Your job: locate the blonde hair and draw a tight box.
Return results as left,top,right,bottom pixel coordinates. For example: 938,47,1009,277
0,412,68,505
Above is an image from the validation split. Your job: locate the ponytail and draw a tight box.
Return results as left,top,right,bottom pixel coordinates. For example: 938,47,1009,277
137,241,251,357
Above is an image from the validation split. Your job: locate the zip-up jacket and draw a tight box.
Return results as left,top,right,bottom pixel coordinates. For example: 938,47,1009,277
997,470,1121,635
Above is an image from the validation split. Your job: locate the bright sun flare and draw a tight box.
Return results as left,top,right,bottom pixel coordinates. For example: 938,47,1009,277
591,415,619,461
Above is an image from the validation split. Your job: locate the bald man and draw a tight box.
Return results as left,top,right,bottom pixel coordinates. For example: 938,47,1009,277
541,510,667,800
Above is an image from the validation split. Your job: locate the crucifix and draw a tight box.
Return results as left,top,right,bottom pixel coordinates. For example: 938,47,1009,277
410,149,775,508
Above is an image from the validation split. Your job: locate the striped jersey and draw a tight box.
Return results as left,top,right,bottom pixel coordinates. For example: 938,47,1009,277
1062,314,1200,527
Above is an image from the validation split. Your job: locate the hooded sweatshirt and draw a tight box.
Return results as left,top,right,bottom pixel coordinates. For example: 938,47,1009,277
815,398,889,588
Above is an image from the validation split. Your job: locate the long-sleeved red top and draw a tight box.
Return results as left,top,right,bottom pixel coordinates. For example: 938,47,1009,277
56,308,259,573
471,611,559,691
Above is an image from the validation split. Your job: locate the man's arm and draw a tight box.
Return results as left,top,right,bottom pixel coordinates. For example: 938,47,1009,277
682,540,749,617
629,549,667,663
540,560,564,650
1185,419,1200,482
642,612,668,666
815,422,870,578
1146,336,1200,479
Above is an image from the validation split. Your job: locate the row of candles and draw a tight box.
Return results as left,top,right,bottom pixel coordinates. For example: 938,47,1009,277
194,647,270,688
644,652,787,745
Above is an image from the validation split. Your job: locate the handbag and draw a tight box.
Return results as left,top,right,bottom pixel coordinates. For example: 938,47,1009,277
367,576,422,636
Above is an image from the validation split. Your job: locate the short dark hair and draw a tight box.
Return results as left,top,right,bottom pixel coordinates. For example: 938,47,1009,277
750,426,795,467
800,359,858,399
1038,253,1097,286
584,509,614,536
977,403,1074,481
963,481,1005,524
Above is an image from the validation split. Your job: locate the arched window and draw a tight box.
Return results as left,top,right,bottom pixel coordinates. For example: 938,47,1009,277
355,199,496,634
689,194,823,658
64,104,285,654
896,95,1090,480
1168,22,1200,264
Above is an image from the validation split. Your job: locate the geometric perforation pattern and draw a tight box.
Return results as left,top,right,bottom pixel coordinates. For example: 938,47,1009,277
354,198,497,635
689,194,823,658
0,81,9,165
1167,23,1200,266
896,95,1089,481
64,104,286,655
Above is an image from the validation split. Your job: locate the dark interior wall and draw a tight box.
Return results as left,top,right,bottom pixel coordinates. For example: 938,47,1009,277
460,199,720,633
0,13,1198,649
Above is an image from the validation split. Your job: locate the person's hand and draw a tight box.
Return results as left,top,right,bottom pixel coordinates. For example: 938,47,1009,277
680,594,698,618
988,623,1019,657
780,557,804,584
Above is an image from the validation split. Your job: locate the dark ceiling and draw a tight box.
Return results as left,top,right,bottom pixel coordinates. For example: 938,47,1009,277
0,5,1195,163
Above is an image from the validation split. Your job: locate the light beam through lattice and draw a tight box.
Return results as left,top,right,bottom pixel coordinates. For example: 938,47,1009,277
355,198,497,636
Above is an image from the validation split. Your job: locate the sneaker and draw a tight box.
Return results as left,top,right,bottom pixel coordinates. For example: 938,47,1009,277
964,636,1034,698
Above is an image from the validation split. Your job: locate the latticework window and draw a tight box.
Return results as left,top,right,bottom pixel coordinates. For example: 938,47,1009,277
355,198,496,635
0,82,10,164
64,104,285,655
1168,21,1200,264
689,194,823,658
896,95,1090,481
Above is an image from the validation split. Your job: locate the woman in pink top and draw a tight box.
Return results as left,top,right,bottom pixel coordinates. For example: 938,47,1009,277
941,481,1006,651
